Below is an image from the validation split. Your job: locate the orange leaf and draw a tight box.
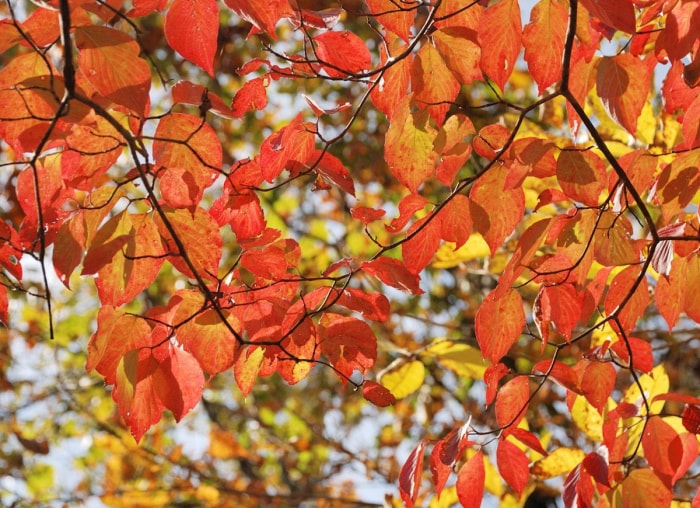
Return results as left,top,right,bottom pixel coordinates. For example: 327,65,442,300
164,0,219,76
319,314,377,381
556,149,607,207
523,0,568,93
234,346,265,396
370,34,411,121
156,206,223,282
470,163,525,255
603,265,650,335
384,94,438,192
581,361,615,413
361,257,423,295
366,0,414,41
495,376,530,432
597,54,651,135
411,42,459,126
475,288,525,363
621,469,672,508
433,27,482,87
314,31,371,78
477,0,521,90
439,195,472,248
173,290,240,374
74,26,150,115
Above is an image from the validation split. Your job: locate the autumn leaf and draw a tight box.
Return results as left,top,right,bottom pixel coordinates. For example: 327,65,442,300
477,0,521,90
523,0,568,93
313,31,371,78
164,0,219,76
597,54,652,135
384,94,438,192
475,288,525,363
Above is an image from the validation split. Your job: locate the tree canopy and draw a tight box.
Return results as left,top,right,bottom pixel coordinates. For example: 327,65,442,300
1,0,700,506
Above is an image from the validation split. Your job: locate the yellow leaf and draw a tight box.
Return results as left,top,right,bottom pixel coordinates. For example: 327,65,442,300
571,395,604,441
432,234,490,269
429,485,459,508
622,364,669,416
209,428,252,460
380,360,425,398
635,100,657,145
424,339,488,380
531,447,585,479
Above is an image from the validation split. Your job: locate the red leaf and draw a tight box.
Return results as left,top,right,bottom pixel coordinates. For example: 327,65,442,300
523,0,568,93
610,337,653,373
319,314,377,381
533,284,583,346
511,428,547,456
259,114,316,182
496,439,530,496
580,0,636,34
621,469,673,508
532,360,581,394
642,416,682,486
153,344,204,421
402,214,442,274
582,449,609,487
172,80,235,118
475,289,525,363
456,451,485,508
351,206,386,224
113,348,164,442
313,31,371,78
164,0,218,75
430,419,473,497
85,213,166,307
597,54,651,135
362,381,396,407
223,0,292,37
399,440,426,508
485,363,510,406
334,288,390,322
477,0,522,90
387,194,429,233
314,150,356,196
495,376,530,433
682,404,700,434
231,76,269,117
361,257,423,295
240,244,288,280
